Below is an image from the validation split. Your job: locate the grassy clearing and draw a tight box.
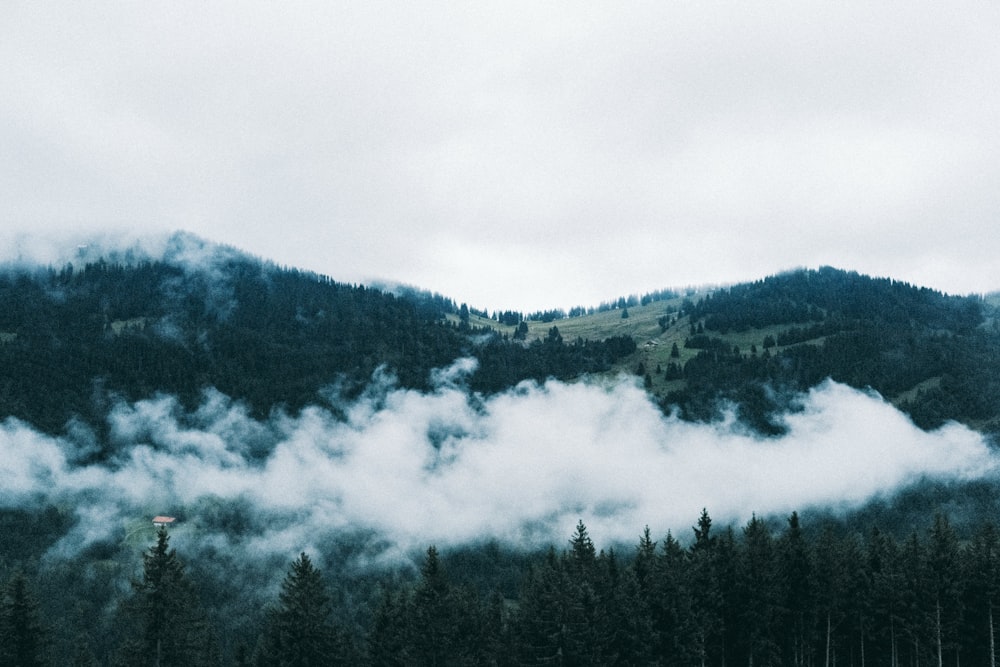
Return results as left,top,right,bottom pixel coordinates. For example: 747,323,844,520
453,298,834,399
892,376,942,404
0,332,16,343
110,317,148,335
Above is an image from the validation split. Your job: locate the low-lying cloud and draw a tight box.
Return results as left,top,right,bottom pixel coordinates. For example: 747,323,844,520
1,361,995,567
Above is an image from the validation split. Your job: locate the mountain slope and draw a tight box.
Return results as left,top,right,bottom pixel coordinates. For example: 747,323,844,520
2,235,997,442
0,235,635,446
476,267,1000,435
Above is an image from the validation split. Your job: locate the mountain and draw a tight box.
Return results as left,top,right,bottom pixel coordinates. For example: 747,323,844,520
487,267,1000,436
4,234,1000,665
0,234,635,449
1,236,998,443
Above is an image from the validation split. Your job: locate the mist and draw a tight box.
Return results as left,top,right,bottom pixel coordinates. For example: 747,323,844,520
1,359,995,571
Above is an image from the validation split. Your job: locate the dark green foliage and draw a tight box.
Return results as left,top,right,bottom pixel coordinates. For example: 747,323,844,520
112,527,218,666
13,508,1000,666
469,334,635,393
256,553,352,667
0,255,636,444
0,570,48,667
664,267,999,433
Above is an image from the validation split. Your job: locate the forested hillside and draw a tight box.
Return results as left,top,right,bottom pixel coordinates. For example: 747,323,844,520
5,506,1000,666
675,268,997,434
0,240,634,446
3,239,1000,666
485,267,1000,437
1,240,997,440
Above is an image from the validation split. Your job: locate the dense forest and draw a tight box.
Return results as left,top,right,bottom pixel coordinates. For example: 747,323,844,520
2,248,997,445
4,239,1000,665
4,507,1000,666
662,268,1000,436
0,243,634,447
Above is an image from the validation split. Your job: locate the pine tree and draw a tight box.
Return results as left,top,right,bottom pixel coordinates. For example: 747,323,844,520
653,531,694,666
114,526,216,667
368,586,413,667
898,531,930,667
738,514,779,667
412,545,462,666
778,512,814,667
515,548,569,665
568,521,597,578
0,570,48,667
867,527,904,667
927,514,963,667
964,521,1000,667
689,510,724,667
262,552,341,667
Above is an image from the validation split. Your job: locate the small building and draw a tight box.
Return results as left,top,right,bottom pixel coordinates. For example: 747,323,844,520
152,516,176,528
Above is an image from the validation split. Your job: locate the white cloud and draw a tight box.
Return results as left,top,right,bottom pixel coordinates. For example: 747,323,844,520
1,366,994,563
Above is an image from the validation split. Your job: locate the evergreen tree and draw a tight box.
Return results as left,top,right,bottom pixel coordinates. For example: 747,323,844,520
652,531,695,666
689,509,724,667
568,521,597,578
963,521,1000,667
738,515,780,666
515,548,569,665
927,514,963,667
368,587,413,667
114,526,216,667
866,527,904,667
899,531,930,666
778,512,814,667
412,545,459,666
260,552,341,667
0,570,48,667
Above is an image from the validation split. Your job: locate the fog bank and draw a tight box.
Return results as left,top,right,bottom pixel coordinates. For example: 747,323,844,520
1,362,994,564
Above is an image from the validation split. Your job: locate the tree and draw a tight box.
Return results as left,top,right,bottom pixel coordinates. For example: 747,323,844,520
866,527,904,667
689,509,723,667
778,512,814,667
114,526,216,667
927,514,963,667
515,548,570,665
738,515,780,667
652,531,694,666
0,570,48,667
964,521,1000,667
259,552,342,667
411,545,465,665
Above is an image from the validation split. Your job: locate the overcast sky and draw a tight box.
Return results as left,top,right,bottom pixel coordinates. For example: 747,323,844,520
3,2,999,312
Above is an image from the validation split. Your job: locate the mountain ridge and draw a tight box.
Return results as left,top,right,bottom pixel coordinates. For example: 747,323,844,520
1,233,997,441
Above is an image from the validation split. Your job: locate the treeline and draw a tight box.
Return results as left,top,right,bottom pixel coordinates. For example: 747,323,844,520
0,257,636,445
664,268,1000,434
5,510,1000,666
470,330,637,393
685,267,983,334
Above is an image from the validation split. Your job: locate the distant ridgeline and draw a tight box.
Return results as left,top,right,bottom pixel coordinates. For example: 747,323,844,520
0,254,634,446
666,268,999,436
0,251,997,444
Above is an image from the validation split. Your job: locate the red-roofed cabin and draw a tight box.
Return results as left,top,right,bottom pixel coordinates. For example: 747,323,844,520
152,516,176,527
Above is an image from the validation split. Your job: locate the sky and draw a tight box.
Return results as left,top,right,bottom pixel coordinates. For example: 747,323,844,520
3,2,1000,312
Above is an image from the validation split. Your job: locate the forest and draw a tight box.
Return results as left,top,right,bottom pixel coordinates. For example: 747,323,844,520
2,252,997,447
3,240,1000,665
3,507,1000,666
0,250,634,446
660,268,1000,436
